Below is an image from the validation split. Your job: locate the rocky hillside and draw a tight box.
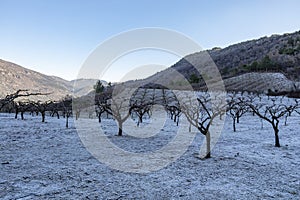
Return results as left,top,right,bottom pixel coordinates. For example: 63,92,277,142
0,59,100,100
128,30,300,93
209,30,300,81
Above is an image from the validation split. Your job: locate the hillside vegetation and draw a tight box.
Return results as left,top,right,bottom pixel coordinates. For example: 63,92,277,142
133,30,300,93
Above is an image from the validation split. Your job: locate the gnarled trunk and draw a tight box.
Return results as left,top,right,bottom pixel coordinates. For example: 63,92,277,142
274,128,280,147
118,121,123,136
15,109,18,119
66,115,69,128
233,118,236,132
56,112,60,119
98,113,102,123
272,121,280,147
41,112,45,123
205,131,211,158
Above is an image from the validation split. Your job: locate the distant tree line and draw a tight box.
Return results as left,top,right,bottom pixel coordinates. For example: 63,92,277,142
242,56,282,72
0,91,73,127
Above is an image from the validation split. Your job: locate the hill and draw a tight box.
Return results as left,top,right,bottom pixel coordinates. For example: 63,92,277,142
0,59,100,100
125,30,300,93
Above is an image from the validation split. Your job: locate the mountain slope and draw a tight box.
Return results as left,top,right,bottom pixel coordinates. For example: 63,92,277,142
208,30,300,80
128,30,300,93
0,59,98,100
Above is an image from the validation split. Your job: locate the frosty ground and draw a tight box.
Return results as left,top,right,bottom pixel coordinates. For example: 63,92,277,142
0,111,299,199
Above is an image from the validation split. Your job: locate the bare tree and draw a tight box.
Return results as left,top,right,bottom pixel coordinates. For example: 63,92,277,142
129,102,152,126
101,87,132,136
281,98,298,126
165,103,181,126
160,89,181,126
14,100,34,120
247,95,295,147
61,95,72,128
32,100,53,122
290,99,300,115
226,93,249,132
180,92,227,158
129,88,153,126
95,91,111,123
49,101,61,119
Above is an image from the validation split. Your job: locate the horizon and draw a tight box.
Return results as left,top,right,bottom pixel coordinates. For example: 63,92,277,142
1,0,300,82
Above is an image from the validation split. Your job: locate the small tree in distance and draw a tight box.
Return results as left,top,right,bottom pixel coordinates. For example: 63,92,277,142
227,93,248,132
94,80,104,93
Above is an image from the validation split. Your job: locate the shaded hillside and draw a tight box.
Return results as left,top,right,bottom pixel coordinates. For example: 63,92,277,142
127,30,300,93
209,30,300,81
168,30,300,83
0,59,99,100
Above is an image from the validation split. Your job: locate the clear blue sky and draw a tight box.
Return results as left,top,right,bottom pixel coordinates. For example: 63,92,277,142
1,0,300,81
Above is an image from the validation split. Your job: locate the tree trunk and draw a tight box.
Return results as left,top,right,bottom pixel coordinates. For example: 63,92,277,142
15,110,18,119
237,115,240,123
66,115,69,128
274,128,280,147
118,121,123,136
98,113,101,123
139,115,143,125
284,115,288,126
233,118,236,132
41,112,45,122
205,131,211,158
21,112,24,120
